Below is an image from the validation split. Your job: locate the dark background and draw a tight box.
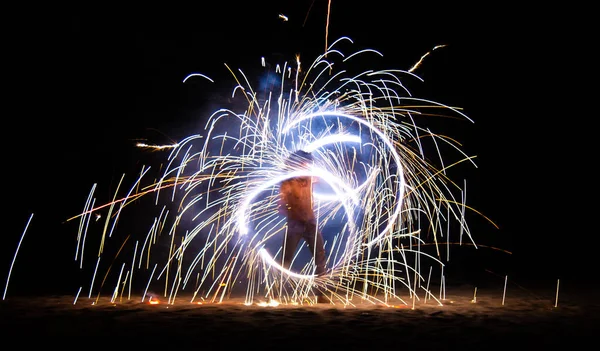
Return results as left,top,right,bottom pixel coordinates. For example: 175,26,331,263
2,2,592,297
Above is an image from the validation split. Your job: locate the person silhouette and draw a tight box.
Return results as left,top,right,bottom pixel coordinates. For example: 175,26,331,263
277,150,328,289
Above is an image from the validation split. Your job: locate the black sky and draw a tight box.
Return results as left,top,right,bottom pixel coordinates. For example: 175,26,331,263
3,2,592,295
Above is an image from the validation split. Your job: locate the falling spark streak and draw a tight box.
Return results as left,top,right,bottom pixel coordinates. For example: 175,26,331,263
79,198,95,269
3,213,33,300
408,44,448,73
89,257,101,298
502,275,508,306
324,0,332,56
111,263,126,303
74,287,82,304
554,279,560,308
278,14,288,22
142,263,157,303
76,184,95,262
137,142,179,151
182,73,214,83
60,37,491,306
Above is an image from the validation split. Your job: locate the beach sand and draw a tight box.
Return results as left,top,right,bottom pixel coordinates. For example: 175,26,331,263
1,283,597,349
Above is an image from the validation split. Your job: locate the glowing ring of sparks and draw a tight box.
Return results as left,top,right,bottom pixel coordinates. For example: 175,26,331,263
66,37,481,306
236,110,406,279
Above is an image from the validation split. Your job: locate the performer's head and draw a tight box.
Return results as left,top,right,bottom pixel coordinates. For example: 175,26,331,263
285,150,314,169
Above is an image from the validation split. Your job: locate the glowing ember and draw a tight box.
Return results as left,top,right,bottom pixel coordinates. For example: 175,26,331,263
148,297,160,305
257,300,280,307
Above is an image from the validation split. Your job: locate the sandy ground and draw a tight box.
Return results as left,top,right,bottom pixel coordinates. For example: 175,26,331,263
1,284,597,349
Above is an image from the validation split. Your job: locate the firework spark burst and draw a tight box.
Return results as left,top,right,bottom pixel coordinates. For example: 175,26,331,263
60,36,493,308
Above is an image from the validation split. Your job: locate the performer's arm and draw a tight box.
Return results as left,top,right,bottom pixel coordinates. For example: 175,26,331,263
278,182,290,214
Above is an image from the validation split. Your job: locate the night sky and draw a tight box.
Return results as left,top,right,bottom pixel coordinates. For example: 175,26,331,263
3,2,591,296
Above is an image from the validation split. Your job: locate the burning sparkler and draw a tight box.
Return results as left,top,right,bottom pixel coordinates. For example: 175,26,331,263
63,36,491,308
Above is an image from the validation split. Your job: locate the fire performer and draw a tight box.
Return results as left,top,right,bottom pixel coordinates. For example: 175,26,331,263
278,150,328,302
